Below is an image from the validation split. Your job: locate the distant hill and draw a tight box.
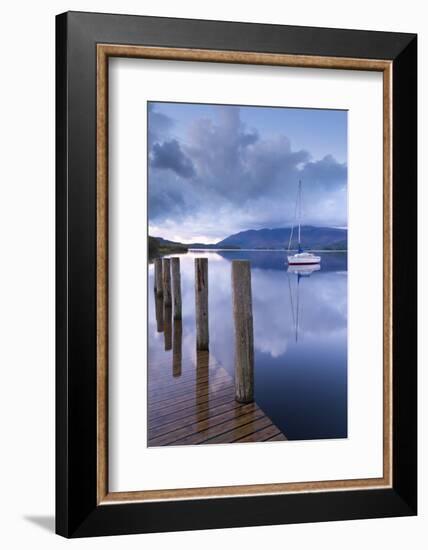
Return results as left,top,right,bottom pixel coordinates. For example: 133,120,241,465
154,236,187,249
216,226,347,250
151,236,239,251
150,226,347,253
149,236,188,257
189,243,240,250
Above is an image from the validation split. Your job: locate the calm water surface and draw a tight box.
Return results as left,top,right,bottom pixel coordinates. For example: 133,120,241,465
148,250,347,440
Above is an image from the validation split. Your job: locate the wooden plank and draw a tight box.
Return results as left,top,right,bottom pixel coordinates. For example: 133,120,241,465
150,349,217,371
266,432,288,441
147,349,286,444
148,356,219,378
148,391,239,430
149,368,216,386
235,424,282,443
149,372,231,406
205,416,272,444
148,363,225,390
148,349,216,371
148,387,235,422
150,367,228,395
169,409,266,446
149,402,261,446
148,400,246,440
149,383,233,416
149,368,230,403
148,353,194,371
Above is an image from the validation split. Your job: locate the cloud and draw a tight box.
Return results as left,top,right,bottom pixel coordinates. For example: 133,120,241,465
148,104,347,241
148,103,174,146
151,139,195,178
301,154,347,188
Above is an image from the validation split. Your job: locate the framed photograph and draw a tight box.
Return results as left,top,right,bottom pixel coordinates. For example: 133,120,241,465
56,11,417,537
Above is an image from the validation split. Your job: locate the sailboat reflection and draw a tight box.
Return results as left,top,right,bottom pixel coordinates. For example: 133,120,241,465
287,264,321,342
288,264,321,276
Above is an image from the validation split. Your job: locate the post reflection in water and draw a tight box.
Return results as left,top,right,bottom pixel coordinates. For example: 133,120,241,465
148,251,348,441
196,350,210,423
172,320,182,377
154,291,164,333
196,350,209,390
163,305,172,351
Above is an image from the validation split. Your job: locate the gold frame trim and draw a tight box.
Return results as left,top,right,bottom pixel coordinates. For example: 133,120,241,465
96,44,393,505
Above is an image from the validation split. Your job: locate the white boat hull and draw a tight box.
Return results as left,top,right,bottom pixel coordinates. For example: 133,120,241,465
287,253,321,265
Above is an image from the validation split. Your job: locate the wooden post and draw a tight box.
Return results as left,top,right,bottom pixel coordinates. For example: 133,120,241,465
195,258,209,350
231,260,254,403
171,257,182,320
162,258,172,306
154,258,163,297
172,320,182,377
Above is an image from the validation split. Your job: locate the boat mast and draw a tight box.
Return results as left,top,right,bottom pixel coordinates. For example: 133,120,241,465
298,180,302,253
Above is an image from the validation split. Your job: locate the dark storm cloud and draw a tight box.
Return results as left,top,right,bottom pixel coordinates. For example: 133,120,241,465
151,139,195,178
148,103,174,146
301,154,347,187
148,177,189,220
240,129,259,147
148,105,347,241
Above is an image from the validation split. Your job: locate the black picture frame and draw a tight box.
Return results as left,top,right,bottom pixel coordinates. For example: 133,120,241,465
56,11,417,538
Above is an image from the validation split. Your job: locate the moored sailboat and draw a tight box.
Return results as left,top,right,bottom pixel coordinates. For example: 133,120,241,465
287,180,321,266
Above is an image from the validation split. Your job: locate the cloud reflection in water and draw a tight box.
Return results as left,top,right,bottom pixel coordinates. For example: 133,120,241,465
148,251,347,440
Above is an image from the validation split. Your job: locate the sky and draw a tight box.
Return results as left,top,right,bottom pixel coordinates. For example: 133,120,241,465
148,101,347,244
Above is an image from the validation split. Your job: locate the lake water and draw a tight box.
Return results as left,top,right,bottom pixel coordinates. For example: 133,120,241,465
148,250,347,441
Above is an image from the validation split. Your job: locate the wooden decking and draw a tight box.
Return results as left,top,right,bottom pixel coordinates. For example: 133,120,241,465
148,350,286,447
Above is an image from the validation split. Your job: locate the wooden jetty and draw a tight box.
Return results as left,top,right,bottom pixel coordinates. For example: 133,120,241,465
149,256,286,446
148,350,286,446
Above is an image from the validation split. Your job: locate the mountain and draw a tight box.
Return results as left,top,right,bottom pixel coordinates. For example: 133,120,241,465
150,226,347,253
187,243,240,250
216,226,347,250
